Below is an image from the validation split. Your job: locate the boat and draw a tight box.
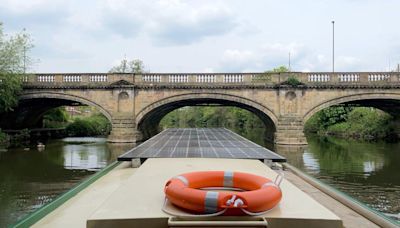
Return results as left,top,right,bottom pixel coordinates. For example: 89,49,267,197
14,129,399,228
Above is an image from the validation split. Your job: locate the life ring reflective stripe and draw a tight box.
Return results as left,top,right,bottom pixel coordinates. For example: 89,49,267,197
164,171,282,215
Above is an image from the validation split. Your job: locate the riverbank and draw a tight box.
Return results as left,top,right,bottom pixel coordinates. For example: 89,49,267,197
0,129,8,148
305,107,398,141
0,113,111,149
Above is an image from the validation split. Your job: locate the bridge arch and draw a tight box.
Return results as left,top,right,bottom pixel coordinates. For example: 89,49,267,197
303,92,400,123
0,92,114,129
20,92,112,121
136,93,279,140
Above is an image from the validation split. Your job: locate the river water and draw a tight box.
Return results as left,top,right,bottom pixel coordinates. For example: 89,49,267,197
0,131,399,226
0,137,131,227
279,135,400,223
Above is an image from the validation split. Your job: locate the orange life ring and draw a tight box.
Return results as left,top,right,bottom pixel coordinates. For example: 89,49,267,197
164,171,282,215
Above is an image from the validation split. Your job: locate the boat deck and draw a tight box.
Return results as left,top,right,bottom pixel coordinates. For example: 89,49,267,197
118,128,286,162
87,158,341,228
31,159,384,228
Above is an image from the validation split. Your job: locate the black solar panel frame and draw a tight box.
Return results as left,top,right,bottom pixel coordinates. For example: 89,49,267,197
118,128,286,162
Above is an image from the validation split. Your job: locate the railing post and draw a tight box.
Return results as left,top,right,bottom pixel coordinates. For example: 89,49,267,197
359,72,369,83
216,74,224,83
161,74,169,83
390,73,399,82
243,74,252,83
330,73,338,83
54,74,62,83
81,74,89,83
297,73,308,84
188,74,197,83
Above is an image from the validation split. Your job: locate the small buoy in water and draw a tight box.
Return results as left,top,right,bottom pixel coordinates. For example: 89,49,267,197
37,142,45,150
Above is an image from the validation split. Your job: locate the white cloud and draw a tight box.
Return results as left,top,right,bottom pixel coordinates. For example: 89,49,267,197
222,49,254,63
218,42,307,72
203,67,214,73
145,1,239,45
2,0,400,73
62,0,239,45
216,42,364,72
0,0,64,13
336,56,361,69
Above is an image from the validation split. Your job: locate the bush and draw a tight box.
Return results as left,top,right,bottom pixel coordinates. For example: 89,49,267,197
326,122,351,136
305,105,354,132
306,106,395,141
0,128,9,147
286,76,302,86
160,107,264,129
66,114,111,136
10,129,30,147
304,114,321,133
43,107,69,128
346,107,393,140
43,107,69,122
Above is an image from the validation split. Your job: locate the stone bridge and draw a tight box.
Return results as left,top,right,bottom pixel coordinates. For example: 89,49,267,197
2,72,400,145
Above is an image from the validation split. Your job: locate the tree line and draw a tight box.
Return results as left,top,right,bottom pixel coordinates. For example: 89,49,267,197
160,106,264,129
305,105,397,141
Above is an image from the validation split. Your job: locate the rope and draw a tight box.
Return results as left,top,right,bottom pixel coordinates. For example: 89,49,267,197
274,171,284,186
162,197,228,217
240,207,276,216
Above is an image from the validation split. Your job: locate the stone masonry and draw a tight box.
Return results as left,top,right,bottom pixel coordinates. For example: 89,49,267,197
11,72,400,145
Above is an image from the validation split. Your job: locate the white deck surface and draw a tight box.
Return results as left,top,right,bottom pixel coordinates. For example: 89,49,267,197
87,158,342,228
32,162,137,228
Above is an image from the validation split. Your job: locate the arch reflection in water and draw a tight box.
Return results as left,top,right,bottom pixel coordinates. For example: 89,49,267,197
62,137,109,170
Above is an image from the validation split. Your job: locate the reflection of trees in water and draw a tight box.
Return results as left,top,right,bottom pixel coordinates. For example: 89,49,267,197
229,126,274,150
0,148,94,227
292,134,400,221
275,144,308,170
0,138,117,227
106,143,135,161
305,135,388,180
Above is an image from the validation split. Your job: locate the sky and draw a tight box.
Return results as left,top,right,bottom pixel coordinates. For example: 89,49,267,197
1,0,400,73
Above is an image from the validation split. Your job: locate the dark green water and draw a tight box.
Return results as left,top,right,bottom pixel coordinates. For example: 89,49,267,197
0,131,399,226
231,127,400,223
290,135,400,223
0,137,130,227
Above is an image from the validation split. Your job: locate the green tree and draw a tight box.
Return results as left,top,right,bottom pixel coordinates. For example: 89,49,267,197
266,65,289,73
42,107,70,128
109,58,146,73
0,22,33,112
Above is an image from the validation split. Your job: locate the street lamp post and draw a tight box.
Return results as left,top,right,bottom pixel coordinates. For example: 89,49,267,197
332,20,335,72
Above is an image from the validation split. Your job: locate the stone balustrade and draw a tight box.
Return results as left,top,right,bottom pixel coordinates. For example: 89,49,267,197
21,72,400,87
63,74,82,82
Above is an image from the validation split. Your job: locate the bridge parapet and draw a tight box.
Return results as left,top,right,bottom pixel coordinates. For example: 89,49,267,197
23,73,134,87
134,72,400,86
22,72,400,87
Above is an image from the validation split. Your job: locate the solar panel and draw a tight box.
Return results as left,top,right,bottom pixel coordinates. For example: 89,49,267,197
118,128,286,162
